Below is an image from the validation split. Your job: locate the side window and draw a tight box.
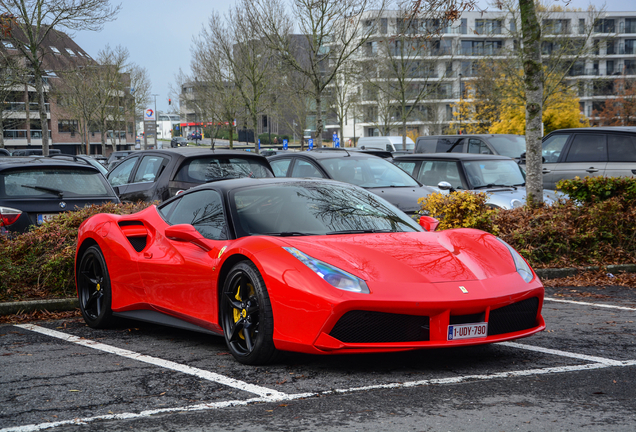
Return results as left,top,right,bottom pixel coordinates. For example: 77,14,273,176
386,144,392,151
393,161,416,176
133,155,167,183
166,190,227,240
436,138,463,153
608,134,636,162
416,138,437,152
291,160,324,178
468,139,492,154
565,134,607,163
270,158,292,177
108,157,139,186
417,160,463,189
542,134,570,163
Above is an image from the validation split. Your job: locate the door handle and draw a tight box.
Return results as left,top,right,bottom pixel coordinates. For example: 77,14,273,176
542,169,551,174
586,167,599,173
143,252,153,259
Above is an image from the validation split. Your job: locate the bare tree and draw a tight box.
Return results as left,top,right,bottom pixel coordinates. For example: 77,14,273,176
191,31,242,149
128,64,151,143
198,7,279,154
0,0,120,155
247,0,387,148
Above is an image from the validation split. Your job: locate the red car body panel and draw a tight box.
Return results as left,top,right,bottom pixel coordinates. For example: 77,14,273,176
76,206,545,355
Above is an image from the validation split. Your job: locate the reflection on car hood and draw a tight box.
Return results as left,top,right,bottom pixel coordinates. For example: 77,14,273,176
365,185,435,213
280,230,516,284
431,186,561,209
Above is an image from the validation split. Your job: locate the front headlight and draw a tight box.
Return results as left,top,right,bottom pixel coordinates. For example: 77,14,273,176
496,238,534,283
283,247,370,294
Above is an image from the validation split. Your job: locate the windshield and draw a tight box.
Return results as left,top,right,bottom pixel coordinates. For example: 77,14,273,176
231,182,422,237
487,135,526,158
174,157,274,183
320,156,419,188
1,168,113,198
463,160,525,188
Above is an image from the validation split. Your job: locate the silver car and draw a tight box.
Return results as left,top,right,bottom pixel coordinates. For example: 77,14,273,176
392,153,559,209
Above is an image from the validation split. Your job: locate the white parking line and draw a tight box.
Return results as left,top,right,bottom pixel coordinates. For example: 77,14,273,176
545,297,636,311
7,324,636,432
15,324,286,400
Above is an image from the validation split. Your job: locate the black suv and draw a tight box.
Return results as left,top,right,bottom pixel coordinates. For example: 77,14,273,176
415,134,527,160
268,149,434,215
106,148,274,202
538,127,636,189
0,157,120,234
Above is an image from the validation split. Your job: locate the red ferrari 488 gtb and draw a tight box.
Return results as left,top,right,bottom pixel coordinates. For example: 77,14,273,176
75,178,545,365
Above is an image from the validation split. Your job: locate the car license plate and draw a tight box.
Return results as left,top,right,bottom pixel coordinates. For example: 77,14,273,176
447,322,488,341
37,214,56,225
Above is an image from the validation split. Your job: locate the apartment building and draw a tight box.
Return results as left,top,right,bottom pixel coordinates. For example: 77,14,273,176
0,29,134,155
332,9,636,140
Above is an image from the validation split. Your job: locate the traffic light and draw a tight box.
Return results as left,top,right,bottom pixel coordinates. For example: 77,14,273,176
168,98,171,105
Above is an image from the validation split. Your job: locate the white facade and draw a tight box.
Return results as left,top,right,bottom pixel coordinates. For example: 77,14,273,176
331,9,636,140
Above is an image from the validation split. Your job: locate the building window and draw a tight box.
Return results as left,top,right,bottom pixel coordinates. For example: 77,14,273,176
50,46,60,54
625,19,636,34
510,19,516,32
65,48,77,56
2,41,15,49
475,19,502,35
543,19,570,35
606,39,615,55
606,60,615,75
460,18,467,34
593,19,615,33
579,19,586,34
58,120,78,133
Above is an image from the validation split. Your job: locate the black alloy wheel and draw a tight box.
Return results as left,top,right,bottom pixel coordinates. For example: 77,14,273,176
221,261,277,365
77,245,116,328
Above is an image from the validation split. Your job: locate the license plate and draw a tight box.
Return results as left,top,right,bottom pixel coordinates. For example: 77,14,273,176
37,214,56,225
447,322,488,341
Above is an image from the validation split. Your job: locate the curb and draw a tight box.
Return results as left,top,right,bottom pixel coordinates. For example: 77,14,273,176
0,298,79,316
1,264,635,317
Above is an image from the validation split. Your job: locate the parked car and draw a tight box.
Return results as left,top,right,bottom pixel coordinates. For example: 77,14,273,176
356,136,415,152
188,131,202,141
171,137,188,148
0,157,120,234
107,150,137,171
106,148,275,203
48,154,109,176
268,149,435,215
75,177,545,365
533,127,636,189
0,148,10,157
392,153,559,209
415,134,527,161
11,148,62,156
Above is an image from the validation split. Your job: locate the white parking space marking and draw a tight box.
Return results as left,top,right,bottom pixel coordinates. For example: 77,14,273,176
545,297,636,311
500,341,626,366
15,324,286,400
7,311,636,432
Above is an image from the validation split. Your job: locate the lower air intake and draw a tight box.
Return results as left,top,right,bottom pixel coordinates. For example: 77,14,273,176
488,297,539,336
329,310,430,343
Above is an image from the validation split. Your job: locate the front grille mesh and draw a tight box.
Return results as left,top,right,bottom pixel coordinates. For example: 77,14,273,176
488,297,539,336
329,311,430,343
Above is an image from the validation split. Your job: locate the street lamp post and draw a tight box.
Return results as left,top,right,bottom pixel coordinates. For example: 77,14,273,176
458,73,462,134
152,93,159,148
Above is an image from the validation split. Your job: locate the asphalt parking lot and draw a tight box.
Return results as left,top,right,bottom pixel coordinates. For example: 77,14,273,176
1,285,635,432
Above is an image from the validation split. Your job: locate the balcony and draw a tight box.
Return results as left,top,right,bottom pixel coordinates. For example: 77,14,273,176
2,102,50,112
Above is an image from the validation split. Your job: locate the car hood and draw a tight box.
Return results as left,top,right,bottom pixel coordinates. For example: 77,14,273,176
364,185,435,214
279,229,516,284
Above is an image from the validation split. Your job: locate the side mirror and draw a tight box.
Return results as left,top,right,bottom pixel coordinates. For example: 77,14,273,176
165,224,212,252
437,181,452,191
419,215,439,232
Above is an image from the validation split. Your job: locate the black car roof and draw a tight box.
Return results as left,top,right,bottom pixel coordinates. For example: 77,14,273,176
418,134,522,139
393,153,514,161
0,156,102,171
546,127,636,134
177,176,356,195
120,148,268,158
268,149,379,160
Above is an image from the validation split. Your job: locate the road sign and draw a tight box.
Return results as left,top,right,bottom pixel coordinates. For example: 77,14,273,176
308,139,313,150
283,139,288,150
258,139,261,149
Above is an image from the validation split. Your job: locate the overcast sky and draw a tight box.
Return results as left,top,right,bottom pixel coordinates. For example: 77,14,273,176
73,0,631,114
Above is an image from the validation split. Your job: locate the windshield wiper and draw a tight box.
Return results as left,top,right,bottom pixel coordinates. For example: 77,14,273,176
260,232,314,237
326,229,394,235
21,184,64,198
473,184,517,190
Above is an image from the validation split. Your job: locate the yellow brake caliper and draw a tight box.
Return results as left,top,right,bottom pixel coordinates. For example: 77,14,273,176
233,282,255,340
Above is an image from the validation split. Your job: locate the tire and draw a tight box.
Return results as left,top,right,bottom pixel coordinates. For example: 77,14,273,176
220,261,277,365
77,245,116,329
